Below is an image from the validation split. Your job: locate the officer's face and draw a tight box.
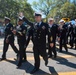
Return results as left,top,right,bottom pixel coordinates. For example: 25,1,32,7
18,21,23,25
49,20,54,25
60,22,64,25
35,16,42,22
5,20,10,25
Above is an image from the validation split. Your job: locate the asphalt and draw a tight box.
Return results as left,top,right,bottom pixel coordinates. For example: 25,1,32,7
0,37,76,75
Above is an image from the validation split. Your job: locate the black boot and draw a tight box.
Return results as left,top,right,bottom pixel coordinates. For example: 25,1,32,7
17,61,22,68
54,54,57,58
66,49,68,52
59,50,62,52
48,55,52,58
0,58,6,61
44,58,48,66
14,54,19,61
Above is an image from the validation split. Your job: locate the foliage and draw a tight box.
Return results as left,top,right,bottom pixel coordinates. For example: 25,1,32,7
0,0,34,25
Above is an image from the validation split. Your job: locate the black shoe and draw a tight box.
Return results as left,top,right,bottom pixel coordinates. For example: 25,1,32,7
54,55,57,58
48,55,52,58
0,58,6,61
66,50,68,52
22,60,27,63
30,68,39,74
45,60,48,66
17,63,22,68
16,54,19,60
59,50,62,52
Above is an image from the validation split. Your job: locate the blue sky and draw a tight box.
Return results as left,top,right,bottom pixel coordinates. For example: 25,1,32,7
27,0,38,4
28,0,73,5
27,0,74,18
27,0,39,12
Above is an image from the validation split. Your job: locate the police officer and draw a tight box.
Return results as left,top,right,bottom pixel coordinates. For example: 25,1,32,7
21,12,52,74
58,20,68,52
48,18,59,58
13,17,27,68
0,17,19,61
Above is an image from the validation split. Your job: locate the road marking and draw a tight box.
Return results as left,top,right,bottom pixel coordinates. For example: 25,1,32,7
24,71,76,75
56,45,72,49
0,48,33,52
58,71,76,75
1,55,76,62
0,45,73,52
56,45,76,49
58,55,76,58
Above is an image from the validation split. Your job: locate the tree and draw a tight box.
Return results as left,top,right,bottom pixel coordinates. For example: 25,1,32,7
60,2,76,19
48,1,76,22
32,0,55,22
0,0,34,25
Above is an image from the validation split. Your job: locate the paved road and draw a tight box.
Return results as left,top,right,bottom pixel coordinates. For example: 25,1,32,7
0,38,76,75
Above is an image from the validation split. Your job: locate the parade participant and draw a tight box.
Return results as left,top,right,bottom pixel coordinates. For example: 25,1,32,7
0,17,19,61
58,20,68,52
21,12,53,74
48,18,59,58
12,17,27,68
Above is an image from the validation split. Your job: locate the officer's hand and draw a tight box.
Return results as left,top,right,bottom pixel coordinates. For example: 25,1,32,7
12,30,16,34
50,43,54,48
6,39,9,43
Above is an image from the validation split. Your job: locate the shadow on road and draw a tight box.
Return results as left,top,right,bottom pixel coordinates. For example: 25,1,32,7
47,66,58,75
60,51,76,57
4,59,50,75
52,56,76,69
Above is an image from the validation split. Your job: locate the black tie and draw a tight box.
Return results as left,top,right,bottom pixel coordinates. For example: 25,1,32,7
37,23,40,27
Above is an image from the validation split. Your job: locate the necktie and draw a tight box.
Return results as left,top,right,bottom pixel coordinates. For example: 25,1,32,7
37,23,40,27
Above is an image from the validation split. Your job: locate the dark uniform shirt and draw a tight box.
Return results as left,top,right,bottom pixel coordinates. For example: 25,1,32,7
23,17,52,46
48,24,59,43
4,23,14,41
16,24,27,45
59,24,67,38
23,17,54,47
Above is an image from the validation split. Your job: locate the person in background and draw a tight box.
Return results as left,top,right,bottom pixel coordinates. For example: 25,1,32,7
58,20,68,52
48,18,59,58
0,17,19,61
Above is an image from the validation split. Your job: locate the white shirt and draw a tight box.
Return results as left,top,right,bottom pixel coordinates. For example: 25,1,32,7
49,24,53,28
6,23,9,26
5,23,9,30
37,22,42,26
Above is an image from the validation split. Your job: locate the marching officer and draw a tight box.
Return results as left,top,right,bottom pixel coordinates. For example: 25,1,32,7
58,20,68,52
21,12,52,74
48,18,59,58
12,17,27,68
0,17,19,61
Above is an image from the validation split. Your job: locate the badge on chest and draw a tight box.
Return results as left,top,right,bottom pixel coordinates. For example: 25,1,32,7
34,23,38,29
17,26,22,31
42,26,46,30
49,28,51,32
